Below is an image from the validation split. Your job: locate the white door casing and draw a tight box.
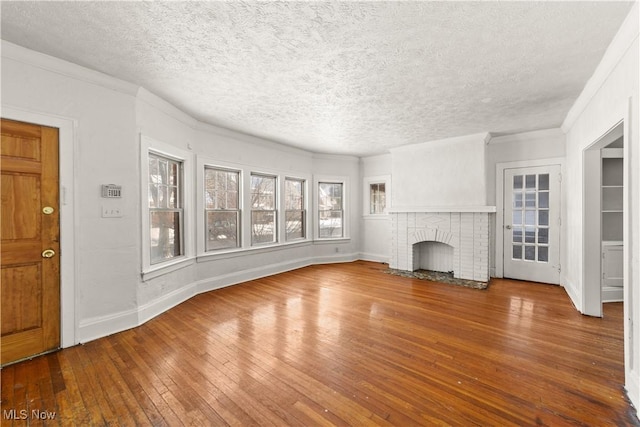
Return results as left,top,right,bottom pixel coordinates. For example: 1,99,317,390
503,165,561,284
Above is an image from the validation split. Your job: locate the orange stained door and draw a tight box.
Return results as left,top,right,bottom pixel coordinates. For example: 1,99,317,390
1,118,60,365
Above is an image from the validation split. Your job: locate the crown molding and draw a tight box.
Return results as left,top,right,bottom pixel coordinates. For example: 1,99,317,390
561,3,639,132
2,40,139,96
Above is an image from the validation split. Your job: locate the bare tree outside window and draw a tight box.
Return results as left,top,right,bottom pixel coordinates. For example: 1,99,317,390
149,153,182,264
251,174,277,245
318,182,343,238
285,178,305,241
205,167,240,250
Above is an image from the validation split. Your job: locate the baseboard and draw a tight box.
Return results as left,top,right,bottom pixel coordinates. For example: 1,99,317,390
314,252,360,265
626,369,640,415
359,252,390,264
137,282,198,325
562,276,583,313
78,307,139,344
602,286,624,303
195,257,314,294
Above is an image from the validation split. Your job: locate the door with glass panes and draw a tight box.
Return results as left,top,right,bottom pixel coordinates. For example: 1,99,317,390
503,165,561,284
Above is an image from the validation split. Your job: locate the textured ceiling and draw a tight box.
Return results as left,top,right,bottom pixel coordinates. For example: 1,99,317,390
0,1,634,156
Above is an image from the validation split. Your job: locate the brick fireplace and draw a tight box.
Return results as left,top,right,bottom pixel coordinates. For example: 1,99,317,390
390,208,495,282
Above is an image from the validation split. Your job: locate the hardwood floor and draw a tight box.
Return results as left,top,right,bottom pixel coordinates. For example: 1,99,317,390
2,261,638,426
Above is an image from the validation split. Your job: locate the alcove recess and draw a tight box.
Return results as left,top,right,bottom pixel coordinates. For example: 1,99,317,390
602,150,623,242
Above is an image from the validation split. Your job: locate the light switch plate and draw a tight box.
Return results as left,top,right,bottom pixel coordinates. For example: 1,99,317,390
102,205,123,218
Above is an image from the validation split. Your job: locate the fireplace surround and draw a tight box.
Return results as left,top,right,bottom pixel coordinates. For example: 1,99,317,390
390,207,495,282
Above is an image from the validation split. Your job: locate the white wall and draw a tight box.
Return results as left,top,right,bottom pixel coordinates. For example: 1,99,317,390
360,153,392,262
390,133,489,209
1,41,361,344
1,43,141,333
561,3,639,408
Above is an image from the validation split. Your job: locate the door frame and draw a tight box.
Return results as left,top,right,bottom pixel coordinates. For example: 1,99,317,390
582,120,625,318
495,157,565,279
2,106,77,348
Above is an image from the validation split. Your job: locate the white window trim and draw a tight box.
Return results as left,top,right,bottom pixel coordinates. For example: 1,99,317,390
141,135,194,278
250,172,279,247
363,175,391,217
314,175,349,241
196,156,312,258
283,175,308,242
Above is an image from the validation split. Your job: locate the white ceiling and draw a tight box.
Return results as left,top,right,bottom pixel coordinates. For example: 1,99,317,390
0,1,634,156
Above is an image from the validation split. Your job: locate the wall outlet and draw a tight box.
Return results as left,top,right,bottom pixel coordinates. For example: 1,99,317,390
102,205,123,218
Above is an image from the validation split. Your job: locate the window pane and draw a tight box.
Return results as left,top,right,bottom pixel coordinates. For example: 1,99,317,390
319,210,343,238
539,192,549,209
539,174,549,191
252,175,275,210
169,162,178,185
168,186,178,209
285,211,304,241
512,245,522,260
525,210,535,226
252,211,276,244
538,227,549,244
285,179,304,210
525,192,536,208
206,211,238,250
524,245,535,261
513,192,523,209
525,226,535,243
513,227,523,243
538,246,549,262
539,210,549,226
513,175,523,189
149,184,159,208
370,182,386,214
150,211,181,264
525,174,536,189
513,210,522,225
319,183,342,209
149,157,159,183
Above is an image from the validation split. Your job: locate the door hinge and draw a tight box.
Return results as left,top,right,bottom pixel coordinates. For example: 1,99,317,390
558,172,562,182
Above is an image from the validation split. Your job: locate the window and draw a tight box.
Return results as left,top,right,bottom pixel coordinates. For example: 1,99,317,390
251,174,277,245
205,167,240,250
369,183,386,214
318,182,343,238
363,175,390,217
148,152,183,264
285,178,305,241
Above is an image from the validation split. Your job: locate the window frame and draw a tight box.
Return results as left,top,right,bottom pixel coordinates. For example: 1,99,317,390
250,172,278,246
314,175,349,240
363,175,391,217
284,177,306,242
204,166,241,252
141,135,194,279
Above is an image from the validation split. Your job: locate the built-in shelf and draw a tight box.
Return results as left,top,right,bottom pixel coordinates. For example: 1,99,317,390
601,150,623,298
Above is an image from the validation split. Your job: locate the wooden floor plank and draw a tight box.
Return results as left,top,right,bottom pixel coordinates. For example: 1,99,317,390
1,261,638,425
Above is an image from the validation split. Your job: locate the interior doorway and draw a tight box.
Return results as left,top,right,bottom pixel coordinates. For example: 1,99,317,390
583,122,625,317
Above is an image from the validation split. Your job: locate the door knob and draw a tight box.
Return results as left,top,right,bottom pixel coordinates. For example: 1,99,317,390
505,225,512,230
42,249,56,258
42,206,54,215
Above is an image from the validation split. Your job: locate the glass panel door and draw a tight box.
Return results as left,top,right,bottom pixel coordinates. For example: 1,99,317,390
511,173,550,263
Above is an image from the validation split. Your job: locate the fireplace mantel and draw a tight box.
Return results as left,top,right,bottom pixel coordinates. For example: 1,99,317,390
389,206,496,213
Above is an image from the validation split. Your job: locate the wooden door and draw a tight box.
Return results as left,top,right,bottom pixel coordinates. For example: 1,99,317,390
1,119,60,365
503,165,561,284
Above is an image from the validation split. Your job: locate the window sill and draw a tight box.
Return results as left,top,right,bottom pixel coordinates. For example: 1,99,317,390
197,239,312,262
142,257,196,281
362,214,390,220
313,237,351,244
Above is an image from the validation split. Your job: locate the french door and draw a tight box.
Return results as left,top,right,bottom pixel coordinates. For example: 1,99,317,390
503,165,561,284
